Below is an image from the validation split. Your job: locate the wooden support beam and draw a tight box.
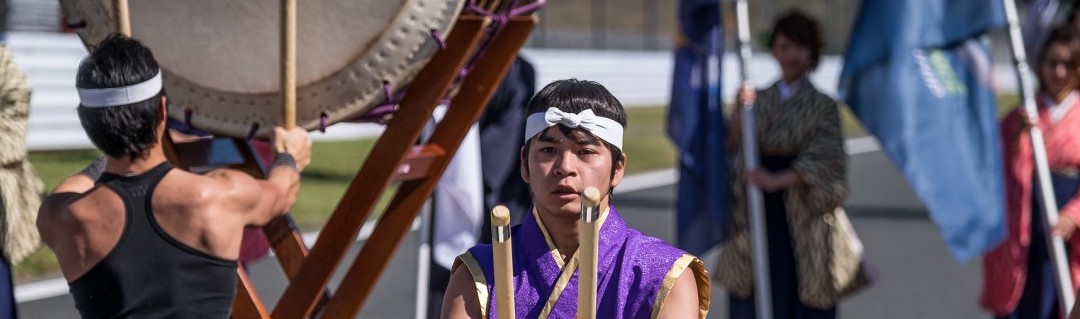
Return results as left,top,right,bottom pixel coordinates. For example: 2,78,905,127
231,268,270,319
270,16,492,319
391,145,447,182
318,16,537,318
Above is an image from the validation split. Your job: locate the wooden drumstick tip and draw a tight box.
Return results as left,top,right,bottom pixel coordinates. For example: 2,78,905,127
491,205,511,227
582,187,601,205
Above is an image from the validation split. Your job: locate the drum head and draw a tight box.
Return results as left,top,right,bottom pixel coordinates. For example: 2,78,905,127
60,0,465,138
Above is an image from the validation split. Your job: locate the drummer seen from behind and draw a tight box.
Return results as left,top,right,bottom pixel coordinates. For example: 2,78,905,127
441,79,710,318
36,33,312,318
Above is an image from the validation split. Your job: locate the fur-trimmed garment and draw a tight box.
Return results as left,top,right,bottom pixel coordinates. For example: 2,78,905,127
0,45,42,265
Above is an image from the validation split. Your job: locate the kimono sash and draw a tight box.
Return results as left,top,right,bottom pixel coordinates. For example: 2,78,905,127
456,207,708,319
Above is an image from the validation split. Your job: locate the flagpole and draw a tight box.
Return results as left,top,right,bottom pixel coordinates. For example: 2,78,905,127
1002,0,1075,316
734,1,772,318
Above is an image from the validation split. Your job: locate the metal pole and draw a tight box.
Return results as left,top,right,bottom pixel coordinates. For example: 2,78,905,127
735,1,771,318
414,202,432,319
1002,0,1075,316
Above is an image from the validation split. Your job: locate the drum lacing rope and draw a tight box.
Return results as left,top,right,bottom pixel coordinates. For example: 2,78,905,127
459,0,546,82
348,80,405,124
319,112,329,133
246,122,260,141
430,29,447,50
184,109,193,128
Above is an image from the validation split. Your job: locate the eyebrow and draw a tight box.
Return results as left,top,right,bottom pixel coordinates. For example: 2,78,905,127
537,129,602,146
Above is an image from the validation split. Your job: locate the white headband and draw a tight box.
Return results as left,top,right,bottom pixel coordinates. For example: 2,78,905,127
77,71,163,108
524,108,624,149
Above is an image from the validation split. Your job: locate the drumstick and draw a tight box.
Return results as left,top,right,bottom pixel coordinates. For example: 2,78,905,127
491,205,515,319
281,0,297,129
577,187,601,319
114,0,130,36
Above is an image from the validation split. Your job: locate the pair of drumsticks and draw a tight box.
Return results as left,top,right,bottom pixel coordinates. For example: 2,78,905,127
491,187,603,319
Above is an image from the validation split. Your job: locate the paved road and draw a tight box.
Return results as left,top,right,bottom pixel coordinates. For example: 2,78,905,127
16,149,987,318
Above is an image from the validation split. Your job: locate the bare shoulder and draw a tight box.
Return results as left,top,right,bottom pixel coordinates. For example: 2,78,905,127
658,264,704,319
164,169,261,212
38,186,121,244
442,265,483,319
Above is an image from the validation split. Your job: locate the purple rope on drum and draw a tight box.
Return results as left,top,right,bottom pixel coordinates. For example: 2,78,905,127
246,122,259,141
382,80,393,101
352,80,405,124
457,0,543,84
341,0,546,125
319,113,329,133
430,29,447,50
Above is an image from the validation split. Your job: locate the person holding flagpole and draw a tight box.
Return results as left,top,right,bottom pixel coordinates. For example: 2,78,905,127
714,10,868,319
983,25,1080,319
441,79,710,318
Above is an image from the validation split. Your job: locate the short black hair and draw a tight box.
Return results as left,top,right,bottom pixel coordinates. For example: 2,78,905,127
1039,25,1080,69
76,33,164,159
522,79,628,179
768,10,824,70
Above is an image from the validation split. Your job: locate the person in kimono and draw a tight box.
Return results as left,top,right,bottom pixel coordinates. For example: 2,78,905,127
983,25,1080,319
715,10,866,319
440,79,711,318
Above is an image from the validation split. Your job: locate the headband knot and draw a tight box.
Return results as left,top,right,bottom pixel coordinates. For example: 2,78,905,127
546,108,594,128
525,107,624,149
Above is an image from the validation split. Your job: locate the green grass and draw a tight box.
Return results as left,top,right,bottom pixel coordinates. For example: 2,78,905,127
14,106,680,283
623,107,677,173
15,97,1027,283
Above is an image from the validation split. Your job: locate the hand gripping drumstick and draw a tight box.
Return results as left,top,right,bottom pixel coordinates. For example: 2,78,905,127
577,187,602,319
491,205,515,319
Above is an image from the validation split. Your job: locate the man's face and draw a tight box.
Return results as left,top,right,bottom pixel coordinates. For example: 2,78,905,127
520,126,624,218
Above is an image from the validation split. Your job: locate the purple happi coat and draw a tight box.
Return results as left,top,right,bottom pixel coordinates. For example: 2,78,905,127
455,207,710,319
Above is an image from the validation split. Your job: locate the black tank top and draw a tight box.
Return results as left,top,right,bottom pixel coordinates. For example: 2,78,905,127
68,162,238,318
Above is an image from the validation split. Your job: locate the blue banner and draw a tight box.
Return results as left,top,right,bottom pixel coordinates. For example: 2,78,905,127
840,0,1007,262
668,0,726,255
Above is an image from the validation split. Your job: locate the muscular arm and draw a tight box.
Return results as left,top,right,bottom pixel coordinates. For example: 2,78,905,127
205,164,300,227
657,268,702,319
209,126,310,226
441,267,483,319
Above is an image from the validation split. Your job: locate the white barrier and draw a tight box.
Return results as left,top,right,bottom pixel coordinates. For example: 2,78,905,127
9,32,1020,150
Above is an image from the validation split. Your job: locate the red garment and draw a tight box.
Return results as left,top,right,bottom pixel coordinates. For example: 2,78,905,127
981,96,1080,316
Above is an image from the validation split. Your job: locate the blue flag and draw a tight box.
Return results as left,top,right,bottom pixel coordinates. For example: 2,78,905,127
668,0,726,255
840,0,1007,262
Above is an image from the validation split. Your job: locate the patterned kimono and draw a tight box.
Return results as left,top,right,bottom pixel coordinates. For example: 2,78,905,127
454,207,711,318
715,81,866,310
982,93,1080,316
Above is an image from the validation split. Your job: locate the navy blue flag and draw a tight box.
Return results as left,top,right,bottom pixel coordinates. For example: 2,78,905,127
840,0,1007,262
668,0,726,255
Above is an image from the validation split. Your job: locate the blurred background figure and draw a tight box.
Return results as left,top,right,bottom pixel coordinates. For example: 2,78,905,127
982,25,1080,319
715,10,868,319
